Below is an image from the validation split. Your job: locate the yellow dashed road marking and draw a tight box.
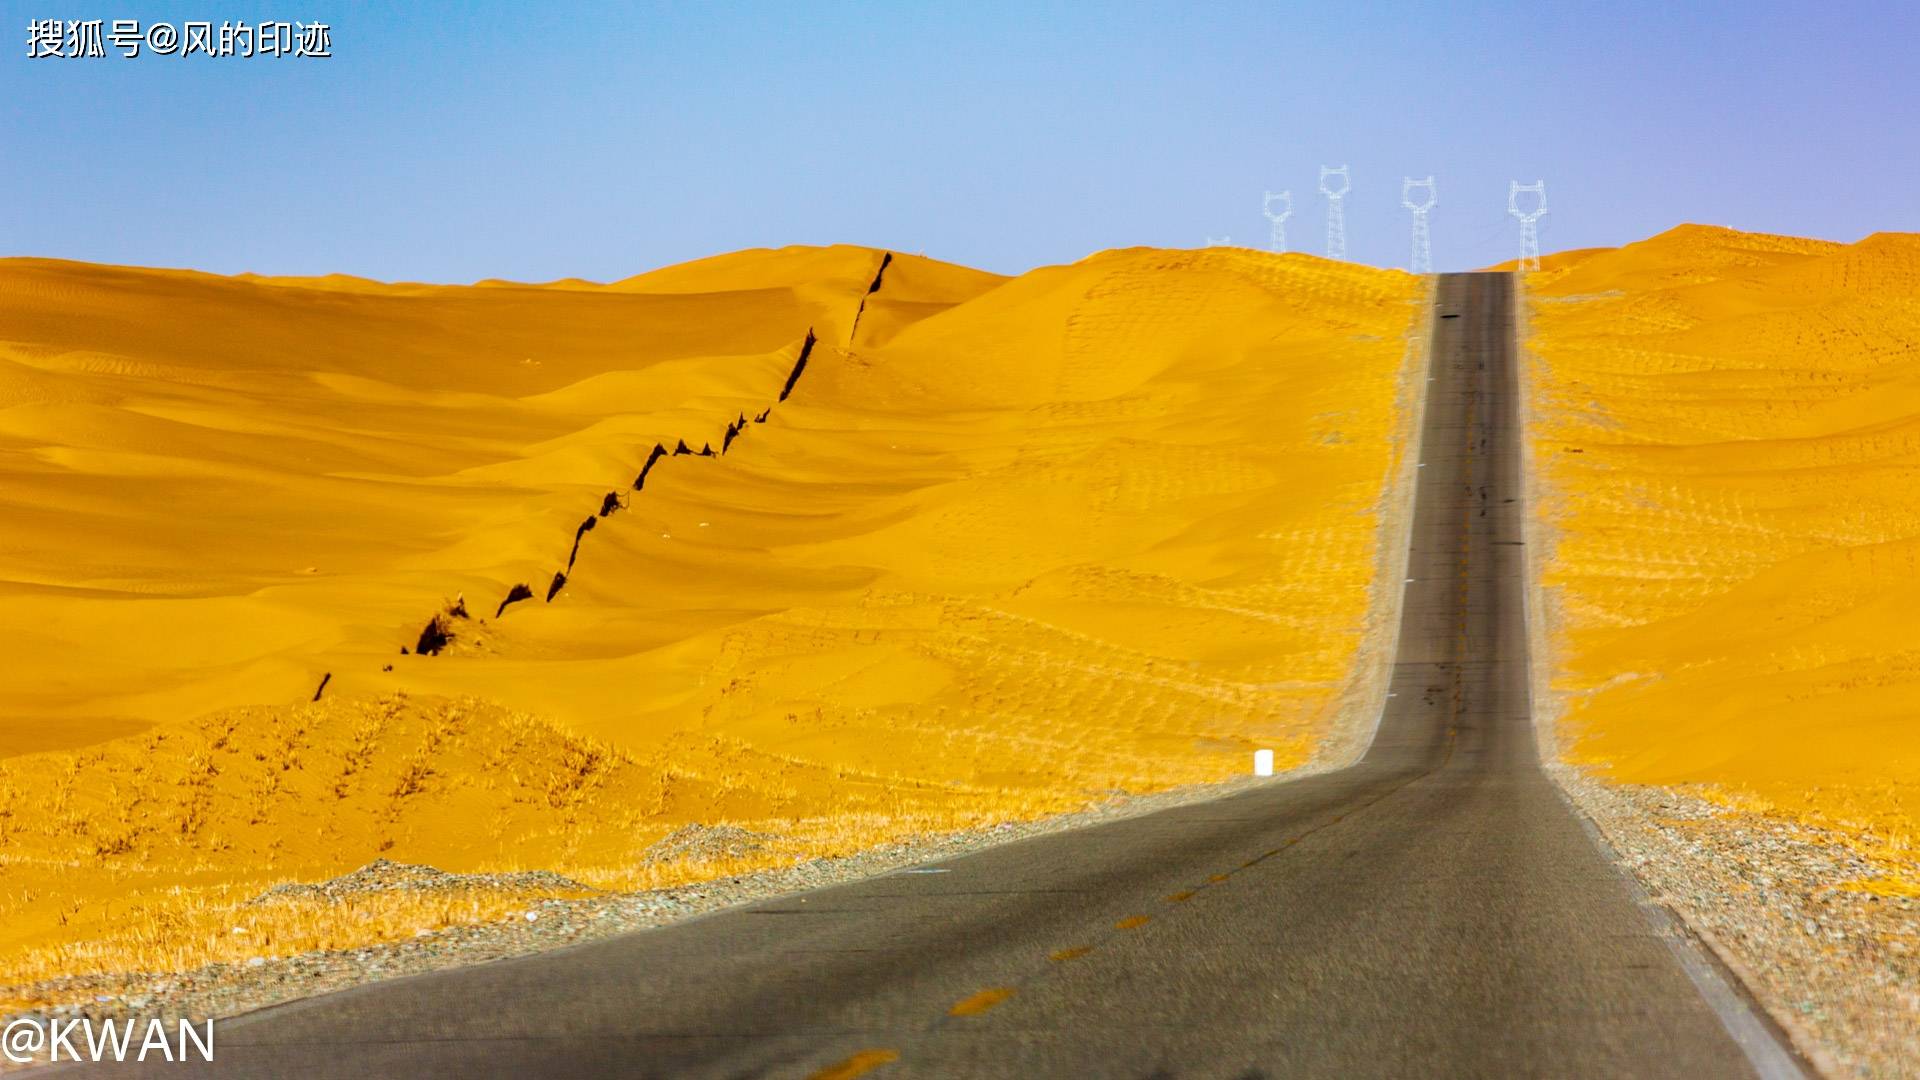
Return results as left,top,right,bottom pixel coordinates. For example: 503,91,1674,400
807,1048,899,1080
1166,890,1196,902
1114,915,1152,930
1049,946,1094,962
1207,873,1229,883
948,988,1016,1016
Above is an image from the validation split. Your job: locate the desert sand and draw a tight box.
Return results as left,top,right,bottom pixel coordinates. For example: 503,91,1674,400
1524,224,1920,886
0,245,1421,1004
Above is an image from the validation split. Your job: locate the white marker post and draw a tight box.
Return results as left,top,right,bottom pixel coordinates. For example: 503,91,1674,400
1254,748,1275,777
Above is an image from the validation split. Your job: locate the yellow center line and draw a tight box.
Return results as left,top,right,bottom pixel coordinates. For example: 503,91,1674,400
948,987,1016,1016
1165,890,1196,902
1113,915,1152,930
1049,946,1094,962
807,1048,899,1080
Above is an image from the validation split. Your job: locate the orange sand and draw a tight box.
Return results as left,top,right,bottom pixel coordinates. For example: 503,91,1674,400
1524,224,1920,869
0,246,1420,999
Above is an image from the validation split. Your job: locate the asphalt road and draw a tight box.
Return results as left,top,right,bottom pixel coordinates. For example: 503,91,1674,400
80,273,1791,1078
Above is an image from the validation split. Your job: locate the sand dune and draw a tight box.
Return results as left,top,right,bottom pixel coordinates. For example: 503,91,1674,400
0,245,1420,1001
1525,224,1920,880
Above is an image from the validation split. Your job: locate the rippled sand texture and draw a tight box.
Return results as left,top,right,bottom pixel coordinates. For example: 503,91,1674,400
0,246,1419,993
1525,224,1920,873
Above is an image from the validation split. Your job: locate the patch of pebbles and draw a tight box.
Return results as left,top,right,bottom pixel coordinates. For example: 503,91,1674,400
249,858,595,904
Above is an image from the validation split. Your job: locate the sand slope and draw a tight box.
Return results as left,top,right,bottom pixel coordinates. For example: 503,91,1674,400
1525,225,1920,874
0,245,1419,998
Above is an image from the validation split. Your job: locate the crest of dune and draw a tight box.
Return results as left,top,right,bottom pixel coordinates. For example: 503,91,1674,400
1524,224,1920,875
0,245,1421,999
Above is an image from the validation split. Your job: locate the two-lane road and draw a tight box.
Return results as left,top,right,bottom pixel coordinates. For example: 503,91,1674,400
81,274,1795,1078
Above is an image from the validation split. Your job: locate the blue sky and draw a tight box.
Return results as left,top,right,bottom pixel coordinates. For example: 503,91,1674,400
3,0,1915,280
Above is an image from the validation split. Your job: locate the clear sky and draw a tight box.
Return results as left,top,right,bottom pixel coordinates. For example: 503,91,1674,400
3,0,1915,281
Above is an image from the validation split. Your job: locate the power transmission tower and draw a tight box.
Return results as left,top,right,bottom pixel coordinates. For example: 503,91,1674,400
1402,176,1436,273
1319,165,1350,260
1261,190,1293,254
1509,180,1547,271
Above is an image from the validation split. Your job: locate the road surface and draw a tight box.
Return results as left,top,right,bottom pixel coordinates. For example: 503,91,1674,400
81,273,1793,1078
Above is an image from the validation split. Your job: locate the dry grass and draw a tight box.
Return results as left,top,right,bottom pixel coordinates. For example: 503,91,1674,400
0,882,595,1014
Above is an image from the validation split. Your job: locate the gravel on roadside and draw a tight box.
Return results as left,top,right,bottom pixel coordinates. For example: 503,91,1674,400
1553,764,1920,1079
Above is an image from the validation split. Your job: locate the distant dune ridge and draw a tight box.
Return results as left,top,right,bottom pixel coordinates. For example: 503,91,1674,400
1525,224,1920,882
0,244,1421,1001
